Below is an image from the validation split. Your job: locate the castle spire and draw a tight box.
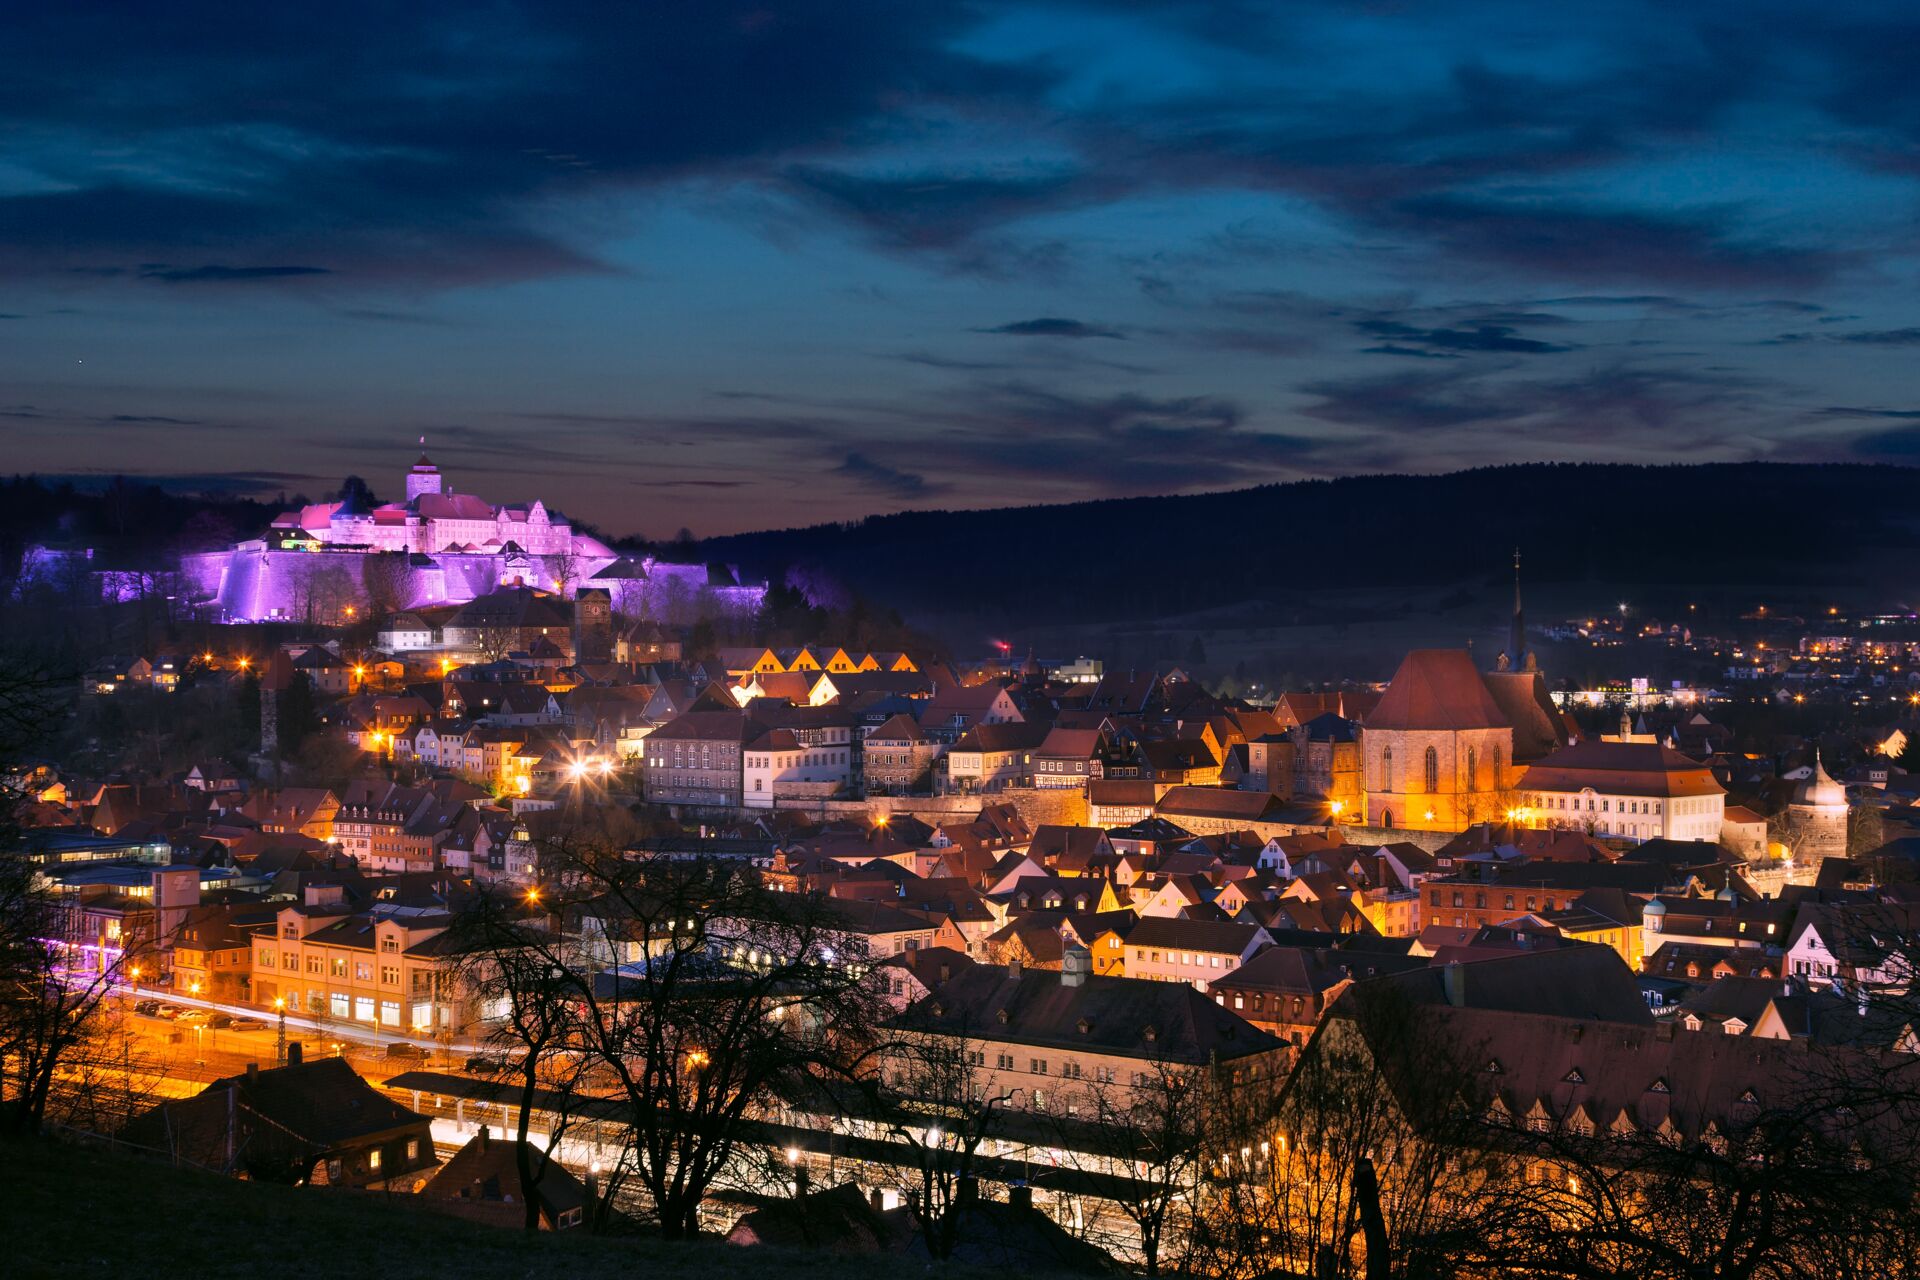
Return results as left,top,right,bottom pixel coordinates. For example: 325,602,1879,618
1509,547,1526,670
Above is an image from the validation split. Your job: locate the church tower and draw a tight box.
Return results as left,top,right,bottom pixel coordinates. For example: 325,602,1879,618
406,437,444,503
574,588,614,665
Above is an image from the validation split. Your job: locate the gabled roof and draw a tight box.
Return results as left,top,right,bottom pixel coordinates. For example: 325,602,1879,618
1368,649,1510,732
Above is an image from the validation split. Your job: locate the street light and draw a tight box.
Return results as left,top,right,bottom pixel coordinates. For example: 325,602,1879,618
274,997,287,1063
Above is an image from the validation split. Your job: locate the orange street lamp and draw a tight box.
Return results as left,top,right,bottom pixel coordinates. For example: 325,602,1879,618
525,887,541,905
236,656,251,671
686,1048,710,1069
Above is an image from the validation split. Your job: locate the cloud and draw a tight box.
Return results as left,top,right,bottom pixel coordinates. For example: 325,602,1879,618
831,452,950,500
0,4,1037,285
104,414,205,425
138,264,330,283
1778,327,1920,346
1817,406,1920,419
976,317,1124,339
1354,318,1575,355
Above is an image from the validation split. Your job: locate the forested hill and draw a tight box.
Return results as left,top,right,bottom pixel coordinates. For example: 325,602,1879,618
701,463,1920,624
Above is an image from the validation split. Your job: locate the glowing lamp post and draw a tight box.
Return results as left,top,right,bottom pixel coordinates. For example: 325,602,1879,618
274,996,287,1063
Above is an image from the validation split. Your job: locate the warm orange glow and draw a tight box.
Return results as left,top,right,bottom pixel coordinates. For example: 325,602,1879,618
236,657,250,671
1328,800,1343,817
525,887,541,905
686,1048,710,1069
354,665,366,678
189,981,201,995
129,965,141,980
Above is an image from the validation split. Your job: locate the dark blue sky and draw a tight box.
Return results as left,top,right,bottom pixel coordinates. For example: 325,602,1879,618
5,2,1920,535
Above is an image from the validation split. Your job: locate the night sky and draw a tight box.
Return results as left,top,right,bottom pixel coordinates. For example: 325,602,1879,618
5,3,1920,537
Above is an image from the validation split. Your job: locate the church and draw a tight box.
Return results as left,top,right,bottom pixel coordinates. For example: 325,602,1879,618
1360,557,1572,833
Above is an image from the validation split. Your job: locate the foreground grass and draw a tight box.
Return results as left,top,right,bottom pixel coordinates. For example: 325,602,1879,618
0,1139,992,1280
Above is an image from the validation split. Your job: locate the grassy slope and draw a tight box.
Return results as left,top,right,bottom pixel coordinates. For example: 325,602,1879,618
0,1140,987,1280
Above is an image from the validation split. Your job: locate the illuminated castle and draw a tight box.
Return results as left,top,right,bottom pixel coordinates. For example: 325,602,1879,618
267,447,587,557
182,445,764,624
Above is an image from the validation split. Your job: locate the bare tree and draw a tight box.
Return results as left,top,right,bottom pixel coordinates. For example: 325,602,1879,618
448,897,595,1231
1044,1055,1222,1275
874,1022,1014,1260
454,828,893,1238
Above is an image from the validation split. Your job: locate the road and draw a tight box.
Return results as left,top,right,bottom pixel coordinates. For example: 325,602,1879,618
111,986,477,1092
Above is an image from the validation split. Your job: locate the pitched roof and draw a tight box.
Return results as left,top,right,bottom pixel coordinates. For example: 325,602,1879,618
1127,914,1270,956
1372,945,1654,1025
1519,739,1726,798
898,966,1283,1064
1368,649,1510,732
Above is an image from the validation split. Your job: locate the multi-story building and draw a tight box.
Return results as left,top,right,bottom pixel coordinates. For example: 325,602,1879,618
940,721,1048,794
1516,739,1726,844
643,710,759,807
863,713,937,795
1122,916,1272,991
250,903,477,1037
890,947,1287,1112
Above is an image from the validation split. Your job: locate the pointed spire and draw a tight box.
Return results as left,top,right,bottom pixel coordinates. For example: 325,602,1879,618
1509,547,1526,671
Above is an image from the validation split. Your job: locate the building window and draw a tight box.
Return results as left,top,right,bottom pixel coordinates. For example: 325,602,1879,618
369,1148,383,1171
1424,747,1439,793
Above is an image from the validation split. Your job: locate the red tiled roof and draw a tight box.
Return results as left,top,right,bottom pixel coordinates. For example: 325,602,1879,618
1368,650,1509,732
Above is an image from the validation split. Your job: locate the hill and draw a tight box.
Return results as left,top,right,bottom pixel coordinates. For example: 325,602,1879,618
700,463,1920,630
0,1139,1048,1280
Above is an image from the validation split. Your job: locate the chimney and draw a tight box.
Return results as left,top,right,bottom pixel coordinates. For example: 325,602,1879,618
286,1041,304,1066
1061,944,1091,988
246,1061,259,1083
1441,961,1467,1009
479,1124,490,1150
870,1188,885,1214
1007,957,1023,980
1008,1180,1032,1212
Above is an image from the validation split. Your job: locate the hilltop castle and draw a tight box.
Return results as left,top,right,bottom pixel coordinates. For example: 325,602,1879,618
182,447,764,624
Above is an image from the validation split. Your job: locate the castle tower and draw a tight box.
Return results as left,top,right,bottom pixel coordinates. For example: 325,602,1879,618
406,437,444,503
1786,750,1850,866
574,588,613,665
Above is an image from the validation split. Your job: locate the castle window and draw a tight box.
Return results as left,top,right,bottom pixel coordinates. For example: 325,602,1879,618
1466,747,1477,788
1424,747,1438,793
1382,746,1393,791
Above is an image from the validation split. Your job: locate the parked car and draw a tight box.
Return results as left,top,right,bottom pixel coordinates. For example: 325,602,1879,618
226,1017,267,1031
132,999,161,1017
206,1013,234,1029
385,1042,428,1060
464,1054,505,1075
153,1004,184,1020
176,1010,211,1025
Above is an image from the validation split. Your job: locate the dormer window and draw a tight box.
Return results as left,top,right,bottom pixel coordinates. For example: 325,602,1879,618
1563,1068,1585,1085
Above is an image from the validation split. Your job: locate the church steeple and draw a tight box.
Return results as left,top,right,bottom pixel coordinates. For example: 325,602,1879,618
1509,547,1526,671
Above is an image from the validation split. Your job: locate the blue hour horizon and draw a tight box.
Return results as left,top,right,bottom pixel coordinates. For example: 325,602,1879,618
5,2,1920,536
